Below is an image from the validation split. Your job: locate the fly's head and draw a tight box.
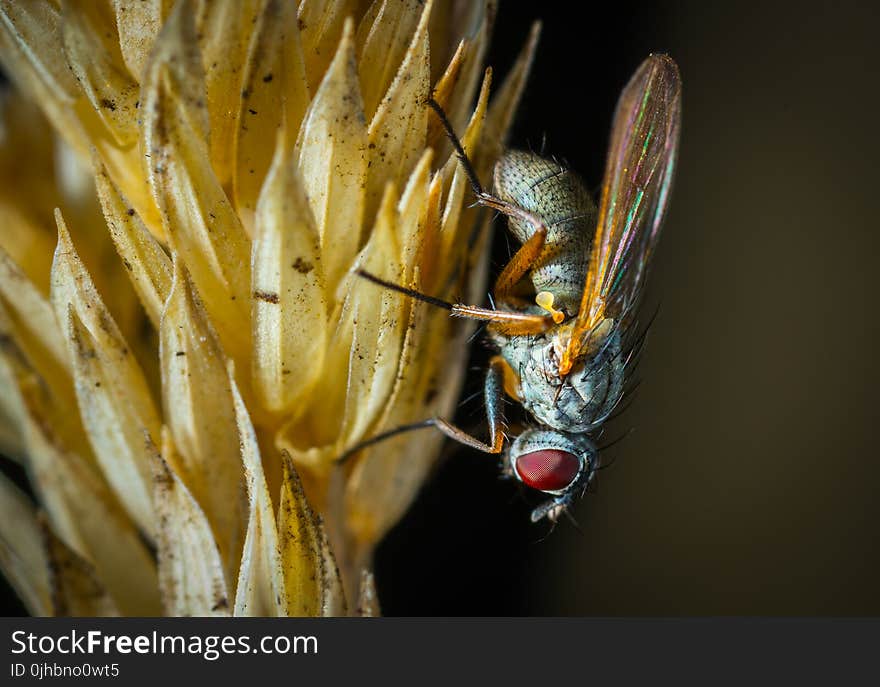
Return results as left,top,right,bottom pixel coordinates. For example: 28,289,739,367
507,429,598,523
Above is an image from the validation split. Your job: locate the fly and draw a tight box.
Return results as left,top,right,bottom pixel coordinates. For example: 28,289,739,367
343,54,682,523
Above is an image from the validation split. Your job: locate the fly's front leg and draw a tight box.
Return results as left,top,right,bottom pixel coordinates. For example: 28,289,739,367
430,356,508,454
336,356,511,464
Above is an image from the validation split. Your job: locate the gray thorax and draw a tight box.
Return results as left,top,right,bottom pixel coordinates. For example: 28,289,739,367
495,327,624,434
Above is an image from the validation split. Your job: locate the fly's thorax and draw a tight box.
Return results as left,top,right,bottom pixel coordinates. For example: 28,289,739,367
508,429,597,496
497,324,624,433
493,150,597,316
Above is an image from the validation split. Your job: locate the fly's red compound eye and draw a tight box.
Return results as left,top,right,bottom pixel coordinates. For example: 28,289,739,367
514,450,581,492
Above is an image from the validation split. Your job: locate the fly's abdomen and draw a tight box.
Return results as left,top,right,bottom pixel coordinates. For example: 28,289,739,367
494,150,597,315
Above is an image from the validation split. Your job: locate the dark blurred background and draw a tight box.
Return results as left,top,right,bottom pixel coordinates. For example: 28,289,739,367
375,1,880,614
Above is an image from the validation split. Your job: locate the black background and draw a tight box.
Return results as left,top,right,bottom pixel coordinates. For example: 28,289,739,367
375,1,880,615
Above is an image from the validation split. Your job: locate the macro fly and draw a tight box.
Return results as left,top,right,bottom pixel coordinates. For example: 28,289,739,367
348,54,682,523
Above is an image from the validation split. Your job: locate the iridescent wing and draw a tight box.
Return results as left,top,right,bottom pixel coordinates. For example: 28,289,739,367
560,54,682,375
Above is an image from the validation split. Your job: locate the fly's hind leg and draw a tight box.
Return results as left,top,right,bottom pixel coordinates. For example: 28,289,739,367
427,98,549,241
493,228,546,301
337,356,513,463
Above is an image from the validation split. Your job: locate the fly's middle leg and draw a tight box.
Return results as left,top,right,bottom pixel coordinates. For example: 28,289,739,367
355,269,553,334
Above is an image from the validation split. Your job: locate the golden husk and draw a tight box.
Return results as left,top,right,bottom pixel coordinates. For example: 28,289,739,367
0,0,537,615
